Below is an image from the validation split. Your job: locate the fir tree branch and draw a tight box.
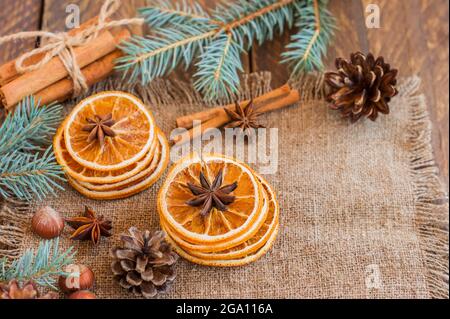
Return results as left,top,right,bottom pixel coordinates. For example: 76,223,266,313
117,0,335,100
116,25,216,84
0,96,62,155
117,0,298,98
281,0,335,76
0,96,65,201
135,29,216,64
0,148,65,201
194,33,244,100
215,0,298,49
0,239,75,289
139,0,212,28
219,0,296,31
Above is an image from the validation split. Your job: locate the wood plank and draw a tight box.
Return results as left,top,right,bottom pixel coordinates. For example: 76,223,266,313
362,0,414,73
42,0,142,32
0,0,43,64
417,0,449,185
363,0,448,185
251,29,291,88
40,0,221,31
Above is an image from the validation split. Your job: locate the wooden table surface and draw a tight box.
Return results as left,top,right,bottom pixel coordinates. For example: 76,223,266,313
0,0,448,187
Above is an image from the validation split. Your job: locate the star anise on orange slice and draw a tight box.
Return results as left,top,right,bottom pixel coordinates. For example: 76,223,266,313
224,100,265,132
81,113,116,146
186,169,238,217
66,206,112,245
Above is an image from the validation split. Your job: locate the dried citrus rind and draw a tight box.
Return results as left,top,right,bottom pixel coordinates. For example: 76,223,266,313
158,153,264,244
68,130,169,200
181,175,279,259
77,141,162,191
64,91,156,171
54,123,158,184
165,223,279,267
160,188,269,252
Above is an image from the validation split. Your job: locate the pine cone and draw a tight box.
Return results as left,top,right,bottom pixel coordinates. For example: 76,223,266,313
0,280,58,299
325,52,399,123
110,227,178,298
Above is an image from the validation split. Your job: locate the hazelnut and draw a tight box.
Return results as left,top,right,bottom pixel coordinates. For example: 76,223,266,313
68,290,96,299
58,264,95,293
31,206,64,239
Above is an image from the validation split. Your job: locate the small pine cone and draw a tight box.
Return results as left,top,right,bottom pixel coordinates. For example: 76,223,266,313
325,52,399,123
0,280,58,299
110,227,178,299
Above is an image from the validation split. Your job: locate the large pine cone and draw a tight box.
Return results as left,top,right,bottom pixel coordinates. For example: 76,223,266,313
110,227,178,299
0,280,58,299
325,52,399,123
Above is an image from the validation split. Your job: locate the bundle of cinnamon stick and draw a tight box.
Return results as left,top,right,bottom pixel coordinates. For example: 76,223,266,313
0,17,130,111
172,84,301,145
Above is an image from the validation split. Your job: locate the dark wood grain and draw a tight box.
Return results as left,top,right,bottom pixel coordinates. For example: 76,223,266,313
325,0,368,66
41,0,149,34
0,0,42,64
417,0,449,184
362,0,448,185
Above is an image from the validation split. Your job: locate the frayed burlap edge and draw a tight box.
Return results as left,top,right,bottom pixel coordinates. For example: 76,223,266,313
399,76,449,299
1,73,447,298
68,71,325,110
0,199,30,262
69,72,274,109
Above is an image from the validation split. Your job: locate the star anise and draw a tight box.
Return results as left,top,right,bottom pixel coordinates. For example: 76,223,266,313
186,169,238,217
224,100,265,132
81,113,116,146
66,206,112,245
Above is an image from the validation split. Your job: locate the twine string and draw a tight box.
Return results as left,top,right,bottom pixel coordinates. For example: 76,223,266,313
0,0,144,96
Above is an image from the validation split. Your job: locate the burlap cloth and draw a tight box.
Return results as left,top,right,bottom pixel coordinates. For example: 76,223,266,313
1,73,448,299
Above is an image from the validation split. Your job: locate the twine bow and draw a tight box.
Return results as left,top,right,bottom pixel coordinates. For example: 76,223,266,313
0,0,144,96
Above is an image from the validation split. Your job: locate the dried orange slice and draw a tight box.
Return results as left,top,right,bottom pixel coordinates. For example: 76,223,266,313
168,174,279,259
64,91,156,171
77,140,161,191
165,223,279,267
68,131,169,200
157,153,264,245
54,122,158,184
159,188,269,252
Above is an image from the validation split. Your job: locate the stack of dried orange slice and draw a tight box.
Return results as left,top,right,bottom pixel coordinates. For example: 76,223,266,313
53,91,169,200
158,153,279,267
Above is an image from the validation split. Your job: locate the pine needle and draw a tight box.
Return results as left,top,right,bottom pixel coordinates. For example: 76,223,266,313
0,96,62,155
116,0,336,101
139,0,212,28
0,96,65,201
116,24,216,84
0,148,65,201
0,239,75,289
281,0,335,76
194,33,244,101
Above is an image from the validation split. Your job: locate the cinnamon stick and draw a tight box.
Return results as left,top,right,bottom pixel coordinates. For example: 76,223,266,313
0,17,100,86
172,88,300,145
0,30,117,110
176,84,291,129
34,29,130,105
35,50,122,105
